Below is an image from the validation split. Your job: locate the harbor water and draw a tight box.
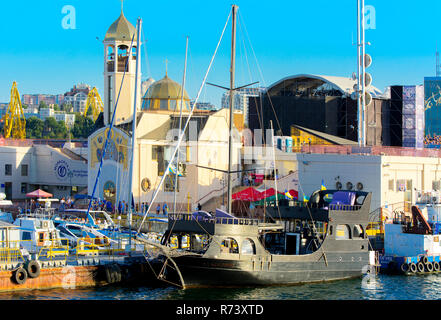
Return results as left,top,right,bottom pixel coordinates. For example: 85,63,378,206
1,273,441,300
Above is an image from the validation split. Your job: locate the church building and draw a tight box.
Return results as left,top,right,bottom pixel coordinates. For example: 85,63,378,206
88,9,241,212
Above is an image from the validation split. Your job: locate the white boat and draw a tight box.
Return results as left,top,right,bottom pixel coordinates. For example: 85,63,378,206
13,212,65,255
0,192,14,224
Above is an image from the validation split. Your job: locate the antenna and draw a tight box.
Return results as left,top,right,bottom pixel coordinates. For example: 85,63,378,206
437,45,440,77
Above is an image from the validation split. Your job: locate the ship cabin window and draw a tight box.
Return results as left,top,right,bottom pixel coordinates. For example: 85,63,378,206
335,224,351,240
22,232,32,241
263,233,285,254
37,232,45,246
67,225,84,238
353,225,365,238
355,195,365,205
241,238,256,255
221,238,239,254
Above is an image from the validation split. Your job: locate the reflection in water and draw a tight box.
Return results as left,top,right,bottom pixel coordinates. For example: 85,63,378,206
2,275,441,300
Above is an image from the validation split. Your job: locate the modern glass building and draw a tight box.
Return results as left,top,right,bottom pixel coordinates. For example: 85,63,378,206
424,77,441,136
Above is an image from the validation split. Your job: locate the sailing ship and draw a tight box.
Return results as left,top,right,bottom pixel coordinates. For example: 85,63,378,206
136,4,377,289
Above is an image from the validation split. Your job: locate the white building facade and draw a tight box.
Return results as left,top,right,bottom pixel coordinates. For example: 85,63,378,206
0,142,88,200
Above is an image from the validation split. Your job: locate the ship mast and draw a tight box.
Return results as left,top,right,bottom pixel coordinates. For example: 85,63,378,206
127,17,142,248
227,4,238,214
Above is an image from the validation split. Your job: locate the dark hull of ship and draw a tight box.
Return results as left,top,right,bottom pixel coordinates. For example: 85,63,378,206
163,251,370,288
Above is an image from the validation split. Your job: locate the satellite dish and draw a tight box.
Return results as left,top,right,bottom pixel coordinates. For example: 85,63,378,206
353,84,359,92
351,92,358,100
0,193,6,201
365,72,372,87
365,91,372,106
364,54,372,68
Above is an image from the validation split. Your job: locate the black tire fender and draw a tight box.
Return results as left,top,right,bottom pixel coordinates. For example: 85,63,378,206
105,265,113,283
426,262,434,272
13,267,28,285
400,263,409,273
25,260,41,279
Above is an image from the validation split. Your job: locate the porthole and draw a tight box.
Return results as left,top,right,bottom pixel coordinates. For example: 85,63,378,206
141,178,151,192
346,182,353,190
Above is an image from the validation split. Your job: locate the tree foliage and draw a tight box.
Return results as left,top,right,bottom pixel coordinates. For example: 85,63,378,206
71,114,96,138
25,113,101,139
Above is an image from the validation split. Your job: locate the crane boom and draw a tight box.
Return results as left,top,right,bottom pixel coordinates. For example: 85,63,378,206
2,81,26,139
84,87,104,121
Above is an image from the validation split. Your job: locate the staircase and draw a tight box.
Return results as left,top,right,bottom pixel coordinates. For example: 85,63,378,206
198,185,247,213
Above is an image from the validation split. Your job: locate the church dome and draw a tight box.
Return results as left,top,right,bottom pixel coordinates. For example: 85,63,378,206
142,74,190,112
104,11,137,42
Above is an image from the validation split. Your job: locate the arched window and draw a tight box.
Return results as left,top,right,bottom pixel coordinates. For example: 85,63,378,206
221,237,239,254
241,238,256,255
353,225,365,238
117,45,129,72
132,46,137,60
107,46,115,72
107,46,115,61
103,180,116,204
335,224,351,240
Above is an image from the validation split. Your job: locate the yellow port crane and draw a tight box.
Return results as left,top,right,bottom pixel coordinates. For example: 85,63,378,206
2,81,26,139
84,87,104,121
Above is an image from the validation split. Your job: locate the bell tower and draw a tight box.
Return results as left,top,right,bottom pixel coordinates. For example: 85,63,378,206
103,7,141,126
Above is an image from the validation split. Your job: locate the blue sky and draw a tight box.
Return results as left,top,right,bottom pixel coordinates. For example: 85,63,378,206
0,0,439,107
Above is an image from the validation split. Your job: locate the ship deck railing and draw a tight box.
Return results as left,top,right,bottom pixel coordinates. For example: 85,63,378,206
169,213,261,226
0,240,27,265
266,200,362,212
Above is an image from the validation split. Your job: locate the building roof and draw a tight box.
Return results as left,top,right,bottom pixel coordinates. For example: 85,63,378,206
267,74,383,98
143,75,190,101
141,74,191,112
293,125,358,146
104,11,137,42
0,221,17,229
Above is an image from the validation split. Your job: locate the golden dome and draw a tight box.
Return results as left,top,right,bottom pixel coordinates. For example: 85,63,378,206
142,74,190,112
104,11,137,42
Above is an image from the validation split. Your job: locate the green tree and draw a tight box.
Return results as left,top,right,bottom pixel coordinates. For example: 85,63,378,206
26,116,44,138
38,101,48,111
43,117,68,139
71,114,95,138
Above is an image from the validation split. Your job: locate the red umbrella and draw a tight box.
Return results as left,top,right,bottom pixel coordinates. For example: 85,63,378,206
260,188,284,198
232,187,263,201
26,189,53,198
